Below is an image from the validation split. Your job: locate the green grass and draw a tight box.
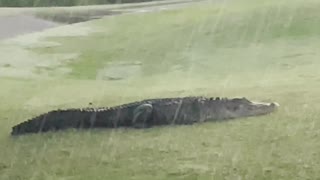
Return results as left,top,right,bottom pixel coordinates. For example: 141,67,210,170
0,0,199,23
1,0,320,179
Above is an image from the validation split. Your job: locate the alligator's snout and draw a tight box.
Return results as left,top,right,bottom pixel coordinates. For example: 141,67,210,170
249,101,279,116
251,101,280,108
271,102,280,107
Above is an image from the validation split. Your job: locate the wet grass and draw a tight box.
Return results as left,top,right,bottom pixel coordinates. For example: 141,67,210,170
0,0,162,7
1,0,320,179
0,0,198,23
32,0,200,23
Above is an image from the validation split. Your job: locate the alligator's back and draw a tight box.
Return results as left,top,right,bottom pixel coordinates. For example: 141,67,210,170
11,97,200,135
11,106,138,135
11,96,279,135
151,97,202,125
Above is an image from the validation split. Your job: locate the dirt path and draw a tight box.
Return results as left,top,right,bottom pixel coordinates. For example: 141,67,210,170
0,0,206,40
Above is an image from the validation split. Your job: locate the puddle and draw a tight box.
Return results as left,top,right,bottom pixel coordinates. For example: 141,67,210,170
96,61,142,81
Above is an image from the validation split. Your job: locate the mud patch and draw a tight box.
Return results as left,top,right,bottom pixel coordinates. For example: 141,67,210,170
96,61,142,80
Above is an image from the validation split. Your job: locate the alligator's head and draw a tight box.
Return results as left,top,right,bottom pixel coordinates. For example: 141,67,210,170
220,97,279,119
201,97,279,120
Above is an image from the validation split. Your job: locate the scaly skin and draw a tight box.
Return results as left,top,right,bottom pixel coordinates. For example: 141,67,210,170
11,97,279,135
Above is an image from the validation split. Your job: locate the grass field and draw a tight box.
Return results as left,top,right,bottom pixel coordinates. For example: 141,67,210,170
0,0,200,23
1,0,320,179
0,0,163,7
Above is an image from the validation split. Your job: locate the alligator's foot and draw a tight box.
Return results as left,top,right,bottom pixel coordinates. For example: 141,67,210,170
132,103,153,128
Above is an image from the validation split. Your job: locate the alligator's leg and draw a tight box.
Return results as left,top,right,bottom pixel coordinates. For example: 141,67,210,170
132,104,153,128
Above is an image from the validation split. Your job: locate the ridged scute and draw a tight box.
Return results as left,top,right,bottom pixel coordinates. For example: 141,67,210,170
11,96,245,136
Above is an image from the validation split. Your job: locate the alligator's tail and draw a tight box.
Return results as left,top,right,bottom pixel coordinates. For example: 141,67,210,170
11,109,104,136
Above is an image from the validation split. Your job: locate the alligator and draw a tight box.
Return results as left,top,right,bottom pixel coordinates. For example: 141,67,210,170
11,97,279,135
